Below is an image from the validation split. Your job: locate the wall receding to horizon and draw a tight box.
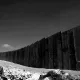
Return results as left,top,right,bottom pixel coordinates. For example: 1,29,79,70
0,26,80,70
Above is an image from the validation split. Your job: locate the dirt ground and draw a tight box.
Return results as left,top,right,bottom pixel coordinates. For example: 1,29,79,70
0,60,80,76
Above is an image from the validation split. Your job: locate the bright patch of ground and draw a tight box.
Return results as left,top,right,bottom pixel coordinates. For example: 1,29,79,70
0,60,79,76
0,60,80,80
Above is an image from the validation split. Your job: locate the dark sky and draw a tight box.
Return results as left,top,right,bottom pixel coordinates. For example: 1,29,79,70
0,0,80,52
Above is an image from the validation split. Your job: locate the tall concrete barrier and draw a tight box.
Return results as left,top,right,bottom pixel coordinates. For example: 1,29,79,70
1,26,80,70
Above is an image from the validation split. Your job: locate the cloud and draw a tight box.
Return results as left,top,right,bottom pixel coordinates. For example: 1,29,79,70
2,44,15,50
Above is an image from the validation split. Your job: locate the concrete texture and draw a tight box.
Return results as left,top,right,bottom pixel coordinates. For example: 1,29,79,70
0,26,80,70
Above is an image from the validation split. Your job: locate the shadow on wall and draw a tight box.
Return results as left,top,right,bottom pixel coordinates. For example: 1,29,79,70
0,26,80,70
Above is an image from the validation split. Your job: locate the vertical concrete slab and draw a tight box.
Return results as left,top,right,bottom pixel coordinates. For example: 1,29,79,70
34,41,39,68
76,61,80,70
62,31,70,69
73,26,80,70
18,49,22,64
61,29,76,70
10,51,13,62
31,41,39,68
11,51,14,62
14,50,17,63
56,32,63,69
67,29,77,70
14,51,17,63
48,36,54,69
15,50,19,64
6,52,8,60
30,43,36,67
45,38,49,68
73,26,80,61
9,51,12,61
17,48,25,65
24,46,29,66
0,53,1,60
28,45,32,67
52,33,59,69
48,33,58,69
21,48,25,65
11,51,13,63
38,38,45,68
37,41,41,68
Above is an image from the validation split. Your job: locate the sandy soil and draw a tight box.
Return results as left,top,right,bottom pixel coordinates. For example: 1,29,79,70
0,60,80,76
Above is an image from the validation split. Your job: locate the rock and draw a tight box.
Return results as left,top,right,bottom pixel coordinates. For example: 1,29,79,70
44,77,51,80
32,73,40,80
0,66,4,76
0,65,79,80
39,71,62,80
1,76,7,80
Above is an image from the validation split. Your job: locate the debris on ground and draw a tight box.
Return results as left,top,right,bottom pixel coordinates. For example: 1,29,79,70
0,65,79,80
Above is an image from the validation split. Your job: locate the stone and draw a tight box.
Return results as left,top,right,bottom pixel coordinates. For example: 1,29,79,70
39,71,62,80
0,66,4,76
1,76,7,80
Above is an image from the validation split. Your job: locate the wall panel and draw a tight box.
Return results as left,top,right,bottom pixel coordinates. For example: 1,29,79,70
24,46,29,66
62,31,70,69
44,38,49,68
73,26,80,62
56,32,63,69
68,29,77,70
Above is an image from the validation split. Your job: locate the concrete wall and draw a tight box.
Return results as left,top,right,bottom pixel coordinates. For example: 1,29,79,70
0,26,80,70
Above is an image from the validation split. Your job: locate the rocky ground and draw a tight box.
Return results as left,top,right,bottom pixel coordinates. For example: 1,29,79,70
0,60,80,80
